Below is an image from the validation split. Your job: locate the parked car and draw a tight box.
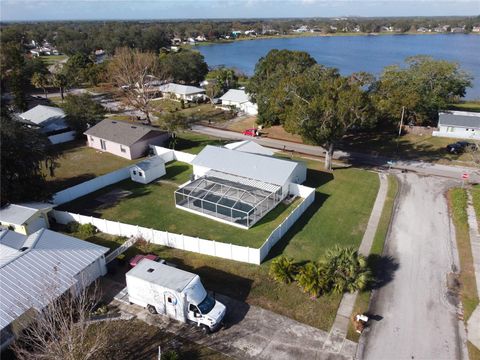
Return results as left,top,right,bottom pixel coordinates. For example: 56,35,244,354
243,128,258,137
446,141,478,154
129,254,164,267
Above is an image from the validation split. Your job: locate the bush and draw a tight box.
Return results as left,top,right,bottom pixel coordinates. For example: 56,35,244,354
269,256,297,284
78,223,98,237
295,262,329,298
65,221,80,233
161,351,179,360
180,99,185,109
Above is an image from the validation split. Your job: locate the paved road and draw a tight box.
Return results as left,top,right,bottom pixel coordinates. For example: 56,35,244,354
115,293,357,360
361,173,467,360
192,125,480,182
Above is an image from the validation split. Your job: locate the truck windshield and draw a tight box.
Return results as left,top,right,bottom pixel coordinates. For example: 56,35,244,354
197,294,215,314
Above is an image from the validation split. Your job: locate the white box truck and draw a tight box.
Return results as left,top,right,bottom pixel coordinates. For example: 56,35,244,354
126,258,226,332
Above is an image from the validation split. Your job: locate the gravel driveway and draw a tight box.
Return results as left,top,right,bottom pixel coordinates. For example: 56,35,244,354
361,173,467,360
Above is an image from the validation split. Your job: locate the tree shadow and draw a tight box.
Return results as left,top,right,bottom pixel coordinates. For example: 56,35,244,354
366,254,400,290
304,168,334,188
47,173,97,194
164,164,191,180
174,135,228,153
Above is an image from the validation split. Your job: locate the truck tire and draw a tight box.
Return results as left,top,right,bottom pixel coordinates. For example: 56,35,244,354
147,305,157,314
202,324,211,334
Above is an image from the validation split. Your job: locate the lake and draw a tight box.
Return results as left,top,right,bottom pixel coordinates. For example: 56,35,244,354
198,34,480,100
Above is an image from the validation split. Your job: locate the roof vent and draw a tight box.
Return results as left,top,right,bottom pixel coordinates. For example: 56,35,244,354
19,247,29,252
147,268,155,273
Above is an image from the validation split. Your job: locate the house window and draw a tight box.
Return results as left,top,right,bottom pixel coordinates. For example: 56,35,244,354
120,145,126,153
90,136,94,142
138,171,144,177
100,139,107,150
133,170,137,175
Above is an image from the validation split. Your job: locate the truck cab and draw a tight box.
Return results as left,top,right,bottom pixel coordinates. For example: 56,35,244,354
187,293,226,332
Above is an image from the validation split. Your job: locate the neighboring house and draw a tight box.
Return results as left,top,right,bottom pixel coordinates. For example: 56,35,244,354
130,156,166,184
158,83,206,102
84,120,169,160
432,111,480,140
0,203,53,235
224,140,275,156
175,145,306,228
472,26,480,33
219,89,258,115
0,228,108,351
451,27,465,33
18,105,75,144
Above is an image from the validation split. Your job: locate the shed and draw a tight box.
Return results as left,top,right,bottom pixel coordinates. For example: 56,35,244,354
130,156,166,184
433,111,480,140
0,203,52,235
0,228,108,350
219,89,258,115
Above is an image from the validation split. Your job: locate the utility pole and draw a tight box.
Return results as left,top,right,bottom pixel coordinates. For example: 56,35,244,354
399,106,405,137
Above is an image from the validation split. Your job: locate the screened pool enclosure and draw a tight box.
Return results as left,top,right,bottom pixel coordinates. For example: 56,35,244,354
174,171,283,228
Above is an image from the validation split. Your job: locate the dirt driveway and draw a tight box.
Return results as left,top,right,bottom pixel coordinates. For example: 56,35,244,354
361,173,466,359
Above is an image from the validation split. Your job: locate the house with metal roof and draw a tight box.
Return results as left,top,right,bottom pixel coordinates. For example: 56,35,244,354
0,203,53,235
130,156,166,184
175,145,306,228
219,89,258,115
159,83,206,102
0,228,108,351
433,111,480,140
84,120,169,160
224,140,275,156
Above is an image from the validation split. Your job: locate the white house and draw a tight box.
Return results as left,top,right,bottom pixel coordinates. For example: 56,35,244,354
0,203,53,235
174,145,306,228
224,140,275,156
130,156,166,184
0,228,108,350
18,105,76,144
432,111,480,140
158,83,206,102
219,89,258,115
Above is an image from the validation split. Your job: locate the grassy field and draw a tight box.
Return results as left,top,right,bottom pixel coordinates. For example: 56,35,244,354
448,188,479,321
448,101,480,113
64,156,379,331
150,99,231,125
346,175,399,341
39,54,68,65
44,141,137,193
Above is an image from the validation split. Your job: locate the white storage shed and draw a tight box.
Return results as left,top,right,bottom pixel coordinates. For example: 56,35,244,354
432,111,480,140
130,156,166,184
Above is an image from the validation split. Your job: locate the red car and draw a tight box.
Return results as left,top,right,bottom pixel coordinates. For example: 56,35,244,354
242,128,258,137
129,254,164,267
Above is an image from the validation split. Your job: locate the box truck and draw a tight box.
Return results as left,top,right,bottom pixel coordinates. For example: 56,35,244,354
126,258,226,332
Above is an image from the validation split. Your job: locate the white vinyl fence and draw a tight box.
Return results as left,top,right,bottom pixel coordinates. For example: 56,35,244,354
259,184,316,262
52,184,315,264
52,166,132,205
150,146,196,164
48,131,76,144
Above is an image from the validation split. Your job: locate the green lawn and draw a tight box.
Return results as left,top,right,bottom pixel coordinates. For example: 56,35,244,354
448,101,480,113
59,161,302,248
347,174,399,341
39,54,68,65
44,141,137,193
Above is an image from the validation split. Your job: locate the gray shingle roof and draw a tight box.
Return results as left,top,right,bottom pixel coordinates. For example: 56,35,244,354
192,145,301,186
84,120,167,146
439,112,480,128
159,83,205,95
0,229,108,330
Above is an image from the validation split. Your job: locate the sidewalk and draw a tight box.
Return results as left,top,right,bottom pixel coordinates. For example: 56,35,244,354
323,172,389,353
466,191,480,350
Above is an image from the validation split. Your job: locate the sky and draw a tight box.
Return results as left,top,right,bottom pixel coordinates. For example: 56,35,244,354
1,0,479,22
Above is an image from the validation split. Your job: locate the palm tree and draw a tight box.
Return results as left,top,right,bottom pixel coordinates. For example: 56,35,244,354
295,261,330,297
269,255,297,284
323,246,372,294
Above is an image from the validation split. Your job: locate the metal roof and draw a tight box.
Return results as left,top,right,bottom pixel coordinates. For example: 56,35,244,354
18,105,67,133
219,89,250,104
126,259,196,293
206,170,280,193
158,83,205,95
133,156,165,171
84,120,167,146
439,112,480,128
0,204,43,225
192,145,300,186
224,140,275,156
0,229,108,330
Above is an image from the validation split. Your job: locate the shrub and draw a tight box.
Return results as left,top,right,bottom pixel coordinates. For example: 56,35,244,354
269,256,297,284
161,351,179,360
180,99,185,109
295,262,330,298
78,223,98,237
65,221,80,233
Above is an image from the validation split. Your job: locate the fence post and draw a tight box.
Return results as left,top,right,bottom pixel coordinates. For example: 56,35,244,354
151,228,155,244
247,246,250,264
104,218,108,233
230,243,233,260
182,234,185,250
166,231,169,246
212,240,216,256
118,221,121,235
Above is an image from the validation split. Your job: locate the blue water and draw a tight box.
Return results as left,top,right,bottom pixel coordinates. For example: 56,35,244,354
198,34,480,100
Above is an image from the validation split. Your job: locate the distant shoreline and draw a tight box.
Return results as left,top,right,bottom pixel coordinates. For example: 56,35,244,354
191,31,479,47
